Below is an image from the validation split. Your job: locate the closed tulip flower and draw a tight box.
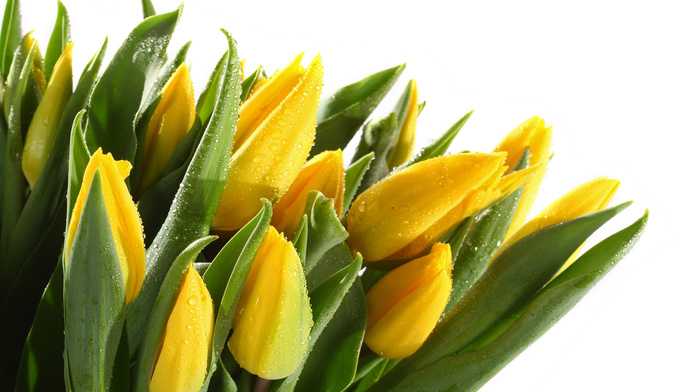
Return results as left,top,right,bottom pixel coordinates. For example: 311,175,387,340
21,42,73,188
365,243,452,359
150,264,214,392
66,148,146,303
494,116,552,240
493,176,620,271
387,79,419,169
213,54,324,232
347,153,538,262
138,63,196,196
228,226,313,380
271,149,345,235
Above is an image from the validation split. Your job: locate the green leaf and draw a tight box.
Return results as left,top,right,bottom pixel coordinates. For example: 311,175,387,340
271,248,364,392
132,235,217,391
367,202,632,391
310,64,405,156
292,214,309,265
240,65,263,101
395,110,473,171
385,210,648,392
201,200,272,389
15,263,65,391
64,171,126,391
303,191,349,275
445,149,529,313
196,51,226,122
109,326,130,392
208,359,238,392
142,40,191,111
0,41,35,283
84,6,181,161
351,112,399,196
67,110,90,218
343,151,373,216
125,29,242,353
0,0,21,76
44,0,70,80
141,0,156,18
1,201,65,391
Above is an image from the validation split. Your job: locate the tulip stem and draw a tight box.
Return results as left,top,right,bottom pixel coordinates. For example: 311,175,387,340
254,377,271,392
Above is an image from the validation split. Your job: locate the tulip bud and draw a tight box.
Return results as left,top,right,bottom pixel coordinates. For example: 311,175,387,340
387,79,419,169
493,177,620,270
271,149,345,235
228,226,313,380
66,148,146,303
365,243,452,359
21,42,73,188
150,264,214,392
347,153,538,262
213,54,323,232
494,116,553,240
138,63,196,195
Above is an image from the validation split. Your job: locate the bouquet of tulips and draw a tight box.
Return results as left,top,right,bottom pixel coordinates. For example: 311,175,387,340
0,1,648,391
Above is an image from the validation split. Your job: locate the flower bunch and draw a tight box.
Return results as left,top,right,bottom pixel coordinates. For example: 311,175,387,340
0,1,647,391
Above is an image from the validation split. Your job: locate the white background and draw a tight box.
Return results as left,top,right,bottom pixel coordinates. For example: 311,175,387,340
20,0,699,390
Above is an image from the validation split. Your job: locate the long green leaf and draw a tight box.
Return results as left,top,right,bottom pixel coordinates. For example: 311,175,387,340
240,65,263,101
368,202,632,391
125,29,242,353
142,40,191,112
201,200,272,390
385,210,648,392
303,191,349,275
67,110,91,218
141,0,156,18
64,172,126,391
395,110,473,171
44,0,70,80
445,149,529,313
310,64,405,156
84,6,180,161
351,112,398,195
0,42,35,285
0,0,21,76
343,151,373,216
133,235,217,392
196,51,226,122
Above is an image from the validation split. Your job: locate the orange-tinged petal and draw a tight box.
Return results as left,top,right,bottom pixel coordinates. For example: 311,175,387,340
347,153,507,262
21,42,73,188
493,177,620,263
228,226,313,379
139,63,196,195
494,116,553,240
66,148,146,303
387,79,419,169
271,149,345,235
213,55,323,232
365,243,452,358
150,264,214,392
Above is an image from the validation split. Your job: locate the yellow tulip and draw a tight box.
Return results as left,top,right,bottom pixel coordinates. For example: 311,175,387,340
138,63,196,196
66,148,145,304
365,243,452,359
347,153,538,262
387,79,419,169
213,54,323,232
21,42,73,188
228,226,313,380
492,177,620,272
494,116,552,241
150,264,214,392
271,149,345,235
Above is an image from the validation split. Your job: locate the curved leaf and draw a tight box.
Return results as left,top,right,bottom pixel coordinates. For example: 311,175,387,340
351,112,398,196
125,29,242,353
0,0,21,76
44,0,70,80
84,6,181,160
343,152,373,216
311,64,404,156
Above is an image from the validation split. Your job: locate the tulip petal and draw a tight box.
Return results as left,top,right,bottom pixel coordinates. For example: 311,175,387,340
348,153,507,261
150,264,214,392
365,243,452,358
214,55,323,231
